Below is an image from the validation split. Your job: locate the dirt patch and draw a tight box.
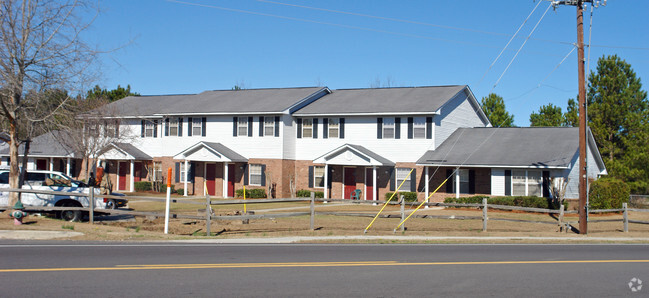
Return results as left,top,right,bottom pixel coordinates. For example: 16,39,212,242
1,202,649,242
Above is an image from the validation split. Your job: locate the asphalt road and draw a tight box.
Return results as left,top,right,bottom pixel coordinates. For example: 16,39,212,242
1,242,647,297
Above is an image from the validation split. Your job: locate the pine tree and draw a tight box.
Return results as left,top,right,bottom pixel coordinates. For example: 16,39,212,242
480,93,515,127
529,103,564,127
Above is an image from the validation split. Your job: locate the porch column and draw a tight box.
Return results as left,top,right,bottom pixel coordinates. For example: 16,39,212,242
184,160,188,196
66,157,71,176
425,166,429,208
223,162,229,198
129,160,135,192
203,162,207,196
324,164,329,200
455,167,460,199
373,166,377,204
49,157,54,171
116,161,120,190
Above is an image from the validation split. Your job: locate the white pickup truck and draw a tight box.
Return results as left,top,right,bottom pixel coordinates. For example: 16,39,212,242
0,169,127,221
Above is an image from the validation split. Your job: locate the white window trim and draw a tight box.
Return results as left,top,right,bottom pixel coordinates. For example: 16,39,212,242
396,168,412,190
328,118,339,138
452,169,470,194
192,118,202,136
179,162,187,183
169,119,179,137
249,164,263,186
238,117,248,136
314,166,325,189
302,118,313,138
383,117,395,139
413,117,426,139
511,169,543,196
145,122,154,138
264,117,275,136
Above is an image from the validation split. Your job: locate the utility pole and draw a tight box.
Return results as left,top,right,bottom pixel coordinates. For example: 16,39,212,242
550,0,605,234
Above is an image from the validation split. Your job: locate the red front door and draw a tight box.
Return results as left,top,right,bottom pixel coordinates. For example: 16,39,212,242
344,167,356,199
206,163,216,196
227,164,235,197
118,161,128,191
365,168,374,201
36,159,47,170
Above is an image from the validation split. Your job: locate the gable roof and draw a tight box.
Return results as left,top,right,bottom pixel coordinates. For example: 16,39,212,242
0,131,75,158
108,143,153,160
173,142,248,162
313,144,395,166
99,87,329,118
293,85,467,116
417,127,606,171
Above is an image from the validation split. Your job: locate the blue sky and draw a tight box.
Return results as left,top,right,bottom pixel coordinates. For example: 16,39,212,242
89,0,648,126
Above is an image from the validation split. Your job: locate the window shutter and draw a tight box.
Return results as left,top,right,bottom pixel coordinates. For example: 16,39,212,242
190,162,195,183
377,118,383,139
297,118,302,138
542,171,550,198
178,118,183,136
259,117,264,136
141,120,145,137
395,117,401,139
410,168,417,192
261,165,266,186
165,118,169,136
153,120,158,138
202,117,206,137
274,116,280,137
233,117,238,136
426,117,433,139
243,164,249,185
323,118,328,139
446,169,453,193
469,170,475,194
339,118,345,139
313,118,319,139
175,162,180,183
308,166,314,188
187,117,193,136
505,170,512,196
389,168,395,191
247,117,253,137
407,117,414,139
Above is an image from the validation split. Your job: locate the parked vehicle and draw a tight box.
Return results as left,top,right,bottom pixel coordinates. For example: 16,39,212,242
0,169,128,221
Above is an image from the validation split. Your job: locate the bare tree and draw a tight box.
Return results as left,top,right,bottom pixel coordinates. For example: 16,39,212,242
0,0,99,205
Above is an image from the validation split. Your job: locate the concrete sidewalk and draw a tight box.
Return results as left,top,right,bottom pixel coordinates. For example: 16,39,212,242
0,230,83,240
169,235,649,243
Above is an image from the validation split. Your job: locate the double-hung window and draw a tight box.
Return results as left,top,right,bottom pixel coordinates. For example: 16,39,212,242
302,118,313,138
328,118,339,138
413,117,426,139
238,117,248,136
179,163,187,183
383,117,395,139
264,117,275,136
249,164,263,186
153,162,162,181
169,119,179,136
192,118,202,136
145,121,155,137
396,168,412,191
512,170,542,196
453,169,470,194
314,166,325,188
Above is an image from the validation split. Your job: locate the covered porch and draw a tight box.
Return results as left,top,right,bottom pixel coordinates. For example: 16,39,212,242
314,144,394,200
97,143,152,192
173,142,248,197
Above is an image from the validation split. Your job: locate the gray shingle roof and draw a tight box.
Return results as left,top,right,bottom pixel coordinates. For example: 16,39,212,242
417,127,583,168
111,143,153,160
202,142,247,162
346,144,395,166
0,131,74,157
101,87,326,117
293,85,467,115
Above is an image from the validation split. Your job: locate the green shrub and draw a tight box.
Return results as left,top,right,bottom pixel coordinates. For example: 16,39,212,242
589,178,630,209
176,188,184,195
444,195,567,209
384,192,418,202
134,181,152,192
235,188,267,198
296,190,324,198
